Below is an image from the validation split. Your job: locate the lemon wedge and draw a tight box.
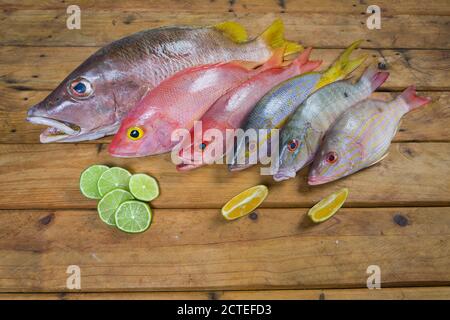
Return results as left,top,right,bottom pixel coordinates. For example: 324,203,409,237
222,185,269,220
308,188,348,223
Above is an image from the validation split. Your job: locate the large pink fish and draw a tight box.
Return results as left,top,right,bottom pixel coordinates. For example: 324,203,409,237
26,19,301,143
108,55,284,157
175,48,322,171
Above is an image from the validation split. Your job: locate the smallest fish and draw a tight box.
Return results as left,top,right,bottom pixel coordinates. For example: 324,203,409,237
308,86,431,185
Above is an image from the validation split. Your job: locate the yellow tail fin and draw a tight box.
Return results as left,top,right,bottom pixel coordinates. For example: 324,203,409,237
259,19,303,56
315,39,367,90
214,21,248,43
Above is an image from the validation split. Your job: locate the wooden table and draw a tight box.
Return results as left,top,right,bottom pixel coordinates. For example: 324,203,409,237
0,0,449,300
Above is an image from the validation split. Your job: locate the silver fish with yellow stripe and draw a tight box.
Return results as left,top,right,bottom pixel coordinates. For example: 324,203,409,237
274,67,389,181
308,86,431,185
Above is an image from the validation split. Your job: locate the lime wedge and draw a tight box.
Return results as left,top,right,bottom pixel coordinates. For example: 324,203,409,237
79,164,109,199
115,200,152,233
129,173,159,201
97,189,134,226
97,167,132,196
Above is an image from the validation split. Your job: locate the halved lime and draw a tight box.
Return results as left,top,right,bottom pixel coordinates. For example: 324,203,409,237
129,173,159,201
97,189,134,226
115,200,152,233
97,167,132,196
79,164,109,199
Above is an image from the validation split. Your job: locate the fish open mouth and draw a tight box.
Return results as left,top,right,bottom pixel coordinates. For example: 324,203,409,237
27,116,121,143
26,116,81,143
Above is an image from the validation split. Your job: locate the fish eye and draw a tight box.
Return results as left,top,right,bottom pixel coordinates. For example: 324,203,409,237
68,77,93,99
326,151,338,164
199,142,207,150
127,127,144,141
287,139,299,152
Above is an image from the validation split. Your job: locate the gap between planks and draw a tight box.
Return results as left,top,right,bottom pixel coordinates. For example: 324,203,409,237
0,142,449,209
0,207,448,291
1,10,448,49
1,286,450,300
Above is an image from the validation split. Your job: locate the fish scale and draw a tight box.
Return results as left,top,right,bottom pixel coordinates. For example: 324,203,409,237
27,20,301,143
109,59,275,158
229,73,321,169
308,86,431,185
175,48,322,171
229,40,368,171
273,67,389,181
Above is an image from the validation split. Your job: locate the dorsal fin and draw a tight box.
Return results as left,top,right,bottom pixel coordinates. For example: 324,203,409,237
214,21,248,43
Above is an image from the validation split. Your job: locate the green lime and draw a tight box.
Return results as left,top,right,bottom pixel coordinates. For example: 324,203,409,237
129,173,159,201
97,167,132,196
97,189,134,226
79,164,109,199
115,200,152,233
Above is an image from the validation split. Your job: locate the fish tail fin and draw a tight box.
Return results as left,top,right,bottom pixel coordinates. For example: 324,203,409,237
315,39,367,90
285,41,304,56
259,46,285,71
359,66,389,91
214,21,248,43
292,47,322,73
398,85,431,111
258,19,303,56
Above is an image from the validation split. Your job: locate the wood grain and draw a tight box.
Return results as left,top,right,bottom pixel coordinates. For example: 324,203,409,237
0,143,449,209
1,0,449,16
0,0,449,298
1,48,449,91
0,10,448,49
1,286,450,300
0,207,448,292
0,46,448,144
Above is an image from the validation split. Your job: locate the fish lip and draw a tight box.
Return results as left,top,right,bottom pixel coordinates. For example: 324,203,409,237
176,163,201,171
28,117,120,143
27,116,80,135
27,116,82,143
177,150,197,164
308,175,331,185
108,148,148,158
273,168,296,181
228,163,251,172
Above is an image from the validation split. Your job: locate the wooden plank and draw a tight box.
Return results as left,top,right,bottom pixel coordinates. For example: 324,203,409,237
0,46,448,144
0,143,449,209
1,90,448,145
1,48,449,91
1,0,449,16
0,10,448,49
1,287,450,299
0,207,448,292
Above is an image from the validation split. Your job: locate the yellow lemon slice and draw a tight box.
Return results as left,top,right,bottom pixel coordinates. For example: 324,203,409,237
222,185,269,220
308,188,348,223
